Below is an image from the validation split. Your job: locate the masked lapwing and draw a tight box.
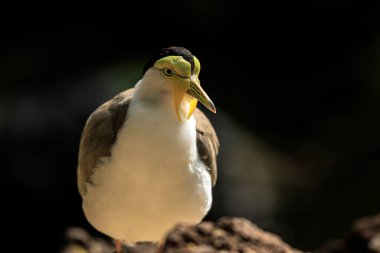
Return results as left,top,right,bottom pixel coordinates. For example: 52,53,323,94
77,46,219,252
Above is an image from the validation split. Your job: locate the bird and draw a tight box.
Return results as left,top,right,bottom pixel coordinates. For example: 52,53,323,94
77,46,219,253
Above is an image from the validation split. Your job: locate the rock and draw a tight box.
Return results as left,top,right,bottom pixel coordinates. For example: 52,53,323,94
60,227,114,253
61,214,380,253
60,217,305,253
317,213,380,253
162,217,304,253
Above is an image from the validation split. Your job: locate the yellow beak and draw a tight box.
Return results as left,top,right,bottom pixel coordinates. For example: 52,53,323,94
188,75,216,113
172,75,216,122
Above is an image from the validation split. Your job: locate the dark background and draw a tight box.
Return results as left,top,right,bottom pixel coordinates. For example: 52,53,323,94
1,5,379,252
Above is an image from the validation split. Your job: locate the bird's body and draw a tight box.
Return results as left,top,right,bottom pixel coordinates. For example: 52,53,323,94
77,47,218,247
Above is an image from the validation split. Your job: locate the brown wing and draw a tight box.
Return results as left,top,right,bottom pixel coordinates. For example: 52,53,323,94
194,109,219,186
77,88,134,196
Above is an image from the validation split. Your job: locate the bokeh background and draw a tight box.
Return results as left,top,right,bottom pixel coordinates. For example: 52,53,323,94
1,5,379,252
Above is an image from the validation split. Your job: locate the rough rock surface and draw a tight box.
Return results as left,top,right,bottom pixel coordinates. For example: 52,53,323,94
61,217,304,253
62,214,380,253
318,213,380,253
162,217,304,253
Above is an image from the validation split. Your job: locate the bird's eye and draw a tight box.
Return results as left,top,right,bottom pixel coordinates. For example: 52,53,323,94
163,67,174,77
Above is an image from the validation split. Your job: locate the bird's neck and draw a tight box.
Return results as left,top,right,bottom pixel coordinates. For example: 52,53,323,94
131,69,195,123
131,72,178,122
119,75,197,160
137,72,172,100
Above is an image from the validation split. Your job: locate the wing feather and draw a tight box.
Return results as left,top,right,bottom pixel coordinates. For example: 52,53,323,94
77,89,134,196
194,109,219,186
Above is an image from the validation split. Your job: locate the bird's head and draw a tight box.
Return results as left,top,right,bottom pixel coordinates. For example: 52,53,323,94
142,47,216,122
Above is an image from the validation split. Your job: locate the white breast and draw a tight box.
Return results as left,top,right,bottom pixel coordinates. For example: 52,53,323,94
82,86,212,243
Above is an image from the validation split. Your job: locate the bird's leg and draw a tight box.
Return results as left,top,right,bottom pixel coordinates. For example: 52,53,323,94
156,240,165,253
114,239,124,253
